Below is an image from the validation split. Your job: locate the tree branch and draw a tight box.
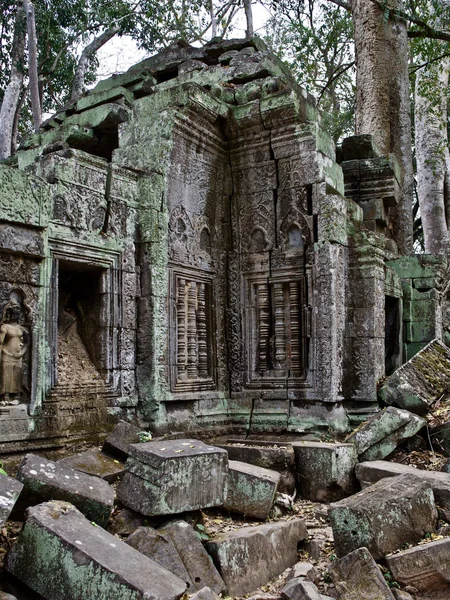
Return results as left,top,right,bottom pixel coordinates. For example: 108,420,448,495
70,25,120,99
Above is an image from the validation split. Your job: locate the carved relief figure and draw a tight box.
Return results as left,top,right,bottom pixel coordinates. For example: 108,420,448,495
0,297,28,405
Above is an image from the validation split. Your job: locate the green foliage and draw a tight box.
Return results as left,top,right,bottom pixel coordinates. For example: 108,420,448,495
263,0,355,142
137,430,153,442
0,461,7,476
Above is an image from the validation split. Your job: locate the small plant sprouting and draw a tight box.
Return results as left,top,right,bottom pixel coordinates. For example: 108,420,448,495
137,431,153,443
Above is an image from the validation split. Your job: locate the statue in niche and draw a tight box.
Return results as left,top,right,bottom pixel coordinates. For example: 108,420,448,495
0,295,29,406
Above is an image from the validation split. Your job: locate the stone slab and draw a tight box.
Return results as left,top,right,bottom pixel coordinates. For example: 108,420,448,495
223,460,280,519
356,460,450,513
219,440,295,494
292,441,358,502
282,578,322,600
126,526,192,588
159,520,225,594
385,537,450,592
117,439,228,515
102,420,142,460
189,588,220,600
205,519,308,596
345,407,426,461
328,547,395,599
329,474,437,559
58,449,125,483
7,501,186,600
379,340,450,414
16,454,114,527
0,474,23,527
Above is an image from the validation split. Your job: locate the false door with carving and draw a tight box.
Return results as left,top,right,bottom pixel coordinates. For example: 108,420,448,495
170,269,216,392
246,274,308,385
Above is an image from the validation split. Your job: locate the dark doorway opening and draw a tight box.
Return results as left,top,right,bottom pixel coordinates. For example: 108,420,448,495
385,295,401,375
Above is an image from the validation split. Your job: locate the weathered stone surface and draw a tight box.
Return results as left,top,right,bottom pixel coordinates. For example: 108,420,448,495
282,578,322,600
379,340,450,414
356,460,450,513
391,591,413,600
287,562,320,585
341,134,381,161
292,441,358,502
58,448,125,483
429,421,450,457
16,454,114,527
329,474,437,559
102,420,142,460
107,508,146,536
189,587,221,600
117,440,228,515
126,526,192,587
205,519,307,596
159,520,225,594
7,501,186,600
219,441,296,493
328,547,395,599
345,407,426,461
223,460,280,519
385,537,450,592
0,474,23,527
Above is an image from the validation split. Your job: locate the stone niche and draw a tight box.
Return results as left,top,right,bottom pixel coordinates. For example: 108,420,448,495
0,38,446,448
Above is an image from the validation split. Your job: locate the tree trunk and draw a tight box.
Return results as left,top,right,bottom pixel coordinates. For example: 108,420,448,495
243,0,253,38
415,58,450,254
351,0,414,255
0,0,26,159
70,26,119,100
23,0,41,132
210,0,217,38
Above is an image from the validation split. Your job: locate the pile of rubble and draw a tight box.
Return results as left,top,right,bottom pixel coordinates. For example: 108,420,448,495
1,341,450,599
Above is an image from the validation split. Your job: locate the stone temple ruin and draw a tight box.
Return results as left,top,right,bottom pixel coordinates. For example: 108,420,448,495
0,37,447,452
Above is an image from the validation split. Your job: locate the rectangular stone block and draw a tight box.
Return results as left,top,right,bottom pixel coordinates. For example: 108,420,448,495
205,519,308,597
102,420,142,460
345,406,426,461
379,339,450,414
117,439,228,515
223,460,280,519
385,537,450,592
58,449,125,483
329,474,437,559
292,441,358,502
356,460,450,514
0,473,23,527
17,454,114,527
328,547,395,600
7,501,186,600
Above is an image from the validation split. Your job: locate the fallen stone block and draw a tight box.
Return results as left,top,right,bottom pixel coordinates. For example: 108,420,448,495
127,520,224,595
287,562,320,585
0,474,23,527
58,448,125,483
328,547,395,599
356,460,450,514
102,419,142,460
205,519,307,596
0,593,19,600
7,501,186,600
292,441,358,502
220,440,296,493
378,339,450,414
159,520,224,594
189,588,220,600
117,439,228,516
16,453,114,527
345,407,426,461
126,526,192,588
223,460,280,519
329,474,437,559
385,537,450,592
282,578,322,600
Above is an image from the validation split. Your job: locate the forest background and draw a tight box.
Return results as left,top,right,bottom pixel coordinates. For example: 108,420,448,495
0,0,449,255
